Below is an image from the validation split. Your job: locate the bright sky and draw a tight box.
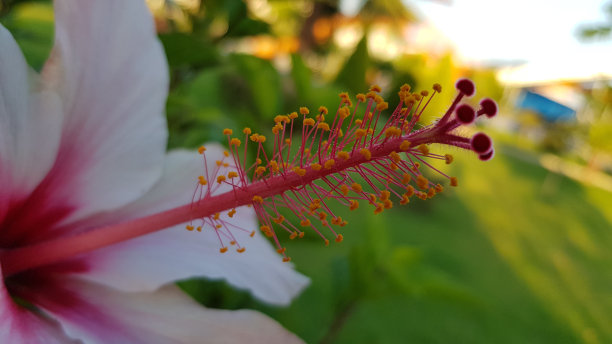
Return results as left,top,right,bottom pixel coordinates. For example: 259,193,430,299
341,0,612,83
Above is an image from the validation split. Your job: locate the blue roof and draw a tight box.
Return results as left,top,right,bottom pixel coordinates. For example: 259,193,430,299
517,90,575,122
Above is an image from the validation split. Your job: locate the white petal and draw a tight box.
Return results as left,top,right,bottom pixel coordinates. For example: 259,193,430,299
0,266,76,343
0,25,63,219
29,278,304,344
77,145,309,306
36,0,169,223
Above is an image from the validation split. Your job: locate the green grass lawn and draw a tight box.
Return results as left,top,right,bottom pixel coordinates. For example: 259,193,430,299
258,145,612,344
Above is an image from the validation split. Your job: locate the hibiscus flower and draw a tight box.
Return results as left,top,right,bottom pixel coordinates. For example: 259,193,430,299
0,0,308,343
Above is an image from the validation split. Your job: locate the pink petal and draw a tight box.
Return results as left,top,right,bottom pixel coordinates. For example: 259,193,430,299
76,145,309,306
32,0,169,226
0,25,63,222
0,266,76,343
20,276,304,344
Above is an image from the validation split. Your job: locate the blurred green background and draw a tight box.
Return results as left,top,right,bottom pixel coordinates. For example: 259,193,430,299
2,0,611,343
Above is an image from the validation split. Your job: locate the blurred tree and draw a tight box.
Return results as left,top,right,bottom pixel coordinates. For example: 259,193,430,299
577,1,612,40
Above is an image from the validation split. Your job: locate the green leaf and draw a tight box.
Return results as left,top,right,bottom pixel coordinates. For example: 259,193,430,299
159,33,219,68
335,35,369,93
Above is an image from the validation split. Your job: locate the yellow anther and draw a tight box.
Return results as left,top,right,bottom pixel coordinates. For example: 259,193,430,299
282,257,292,262
268,160,279,173
289,112,298,119
400,194,410,205
355,129,367,139
331,217,342,225
228,209,236,217
335,234,344,243
228,171,238,178
405,185,415,197
257,135,266,143
413,93,422,101
416,175,429,189
445,154,454,164
399,140,411,151
359,148,372,160
223,162,229,168
384,126,400,138
370,85,382,93
303,118,315,126
185,225,194,231
272,124,282,134
277,247,286,254
337,151,350,160
299,232,305,238
316,114,325,122
220,247,228,253
300,107,310,115
322,140,328,147
255,166,267,176
369,193,377,203
256,158,262,165
237,247,246,253
389,151,401,163
340,184,349,196
300,219,311,227
293,167,307,176
274,115,289,124
367,128,374,135
433,83,442,93
338,129,344,138
376,102,389,111
223,128,233,135
318,212,327,221
402,173,412,184
223,151,229,158
250,231,255,237
196,226,202,232
349,200,359,210
351,183,363,193
311,163,322,171
243,127,252,135
252,195,264,203
400,84,411,92
356,93,366,102
285,138,291,144
380,190,391,201
339,106,351,119
354,119,363,126
249,134,260,142
450,177,458,187
198,176,208,185
289,232,298,240
317,122,330,131
318,106,328,115
435,184,444,193
390,163,399,171
216,160,222,166
384,199,393,209
260,225,271,233
324,159,335,169
215,224,222,229
198,146,206,154
417,144,429,156
374,202,384,214
230,138,241,147
273,215,285,224
420,90,429,97
414,162,421,170
427,187,436,198
216,175,226,184
324,239,330,246
213,212,220,220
